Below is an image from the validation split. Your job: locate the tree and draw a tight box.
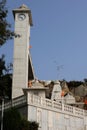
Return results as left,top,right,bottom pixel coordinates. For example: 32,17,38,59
0,0,15,46
3,108,39,130
19,119,39,130
0,55,6,76
0,55,12,99
0,0,21,100
67,80,83,88
0,0,13,98
3,108,21,130
84,78,87,83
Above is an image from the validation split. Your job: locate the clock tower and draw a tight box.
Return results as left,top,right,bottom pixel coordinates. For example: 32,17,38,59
12,5,34,99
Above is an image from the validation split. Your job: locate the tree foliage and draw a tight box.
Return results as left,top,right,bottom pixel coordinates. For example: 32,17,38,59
20,119,39,130
3,108,39,130
0,0,13,99
0,0,14,46
0,55,12,99
67,80,83,88
0,55,6,76
3,108,21,130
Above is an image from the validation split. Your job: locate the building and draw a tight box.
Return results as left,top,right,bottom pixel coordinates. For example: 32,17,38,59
1,4,87,130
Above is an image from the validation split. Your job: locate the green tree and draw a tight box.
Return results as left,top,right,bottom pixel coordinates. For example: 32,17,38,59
19,119,39,130
28,121,39,130
0,55,6,76
3,108,21,130
0,0,14,99
0,55,12,99
3,108,39,130
67,80,83,88
0,0,14,46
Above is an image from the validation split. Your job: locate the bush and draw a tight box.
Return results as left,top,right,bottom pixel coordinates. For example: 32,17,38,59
28,121,39,130
20,119,39,130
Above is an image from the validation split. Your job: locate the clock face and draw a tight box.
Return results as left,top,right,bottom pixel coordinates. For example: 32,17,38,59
18,13,26,21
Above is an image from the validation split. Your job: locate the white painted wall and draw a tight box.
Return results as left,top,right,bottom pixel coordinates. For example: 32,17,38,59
27,94,87,130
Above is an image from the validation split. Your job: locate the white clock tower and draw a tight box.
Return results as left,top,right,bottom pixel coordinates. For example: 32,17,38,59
12,5,34,99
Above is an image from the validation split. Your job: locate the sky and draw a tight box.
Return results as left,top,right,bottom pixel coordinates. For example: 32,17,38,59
0,0,87,81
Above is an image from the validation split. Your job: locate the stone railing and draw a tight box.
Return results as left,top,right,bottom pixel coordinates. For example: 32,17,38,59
0,93,87,118
0,95,27,111
28,94,87,117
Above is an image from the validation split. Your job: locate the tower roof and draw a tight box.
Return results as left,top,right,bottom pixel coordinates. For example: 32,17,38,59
13,4,30,11
13,4,33,26
18,4,30,10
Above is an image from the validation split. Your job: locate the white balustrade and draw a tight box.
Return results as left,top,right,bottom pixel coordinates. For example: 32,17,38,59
0,95,27,111
0,93,86,118
28,94,87,117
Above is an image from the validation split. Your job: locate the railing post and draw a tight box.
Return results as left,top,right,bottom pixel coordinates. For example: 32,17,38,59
52,100,54,108
27,93,32,104
83,109,85,116
62,103,64,112
73,107,75,115
41,97,43,106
